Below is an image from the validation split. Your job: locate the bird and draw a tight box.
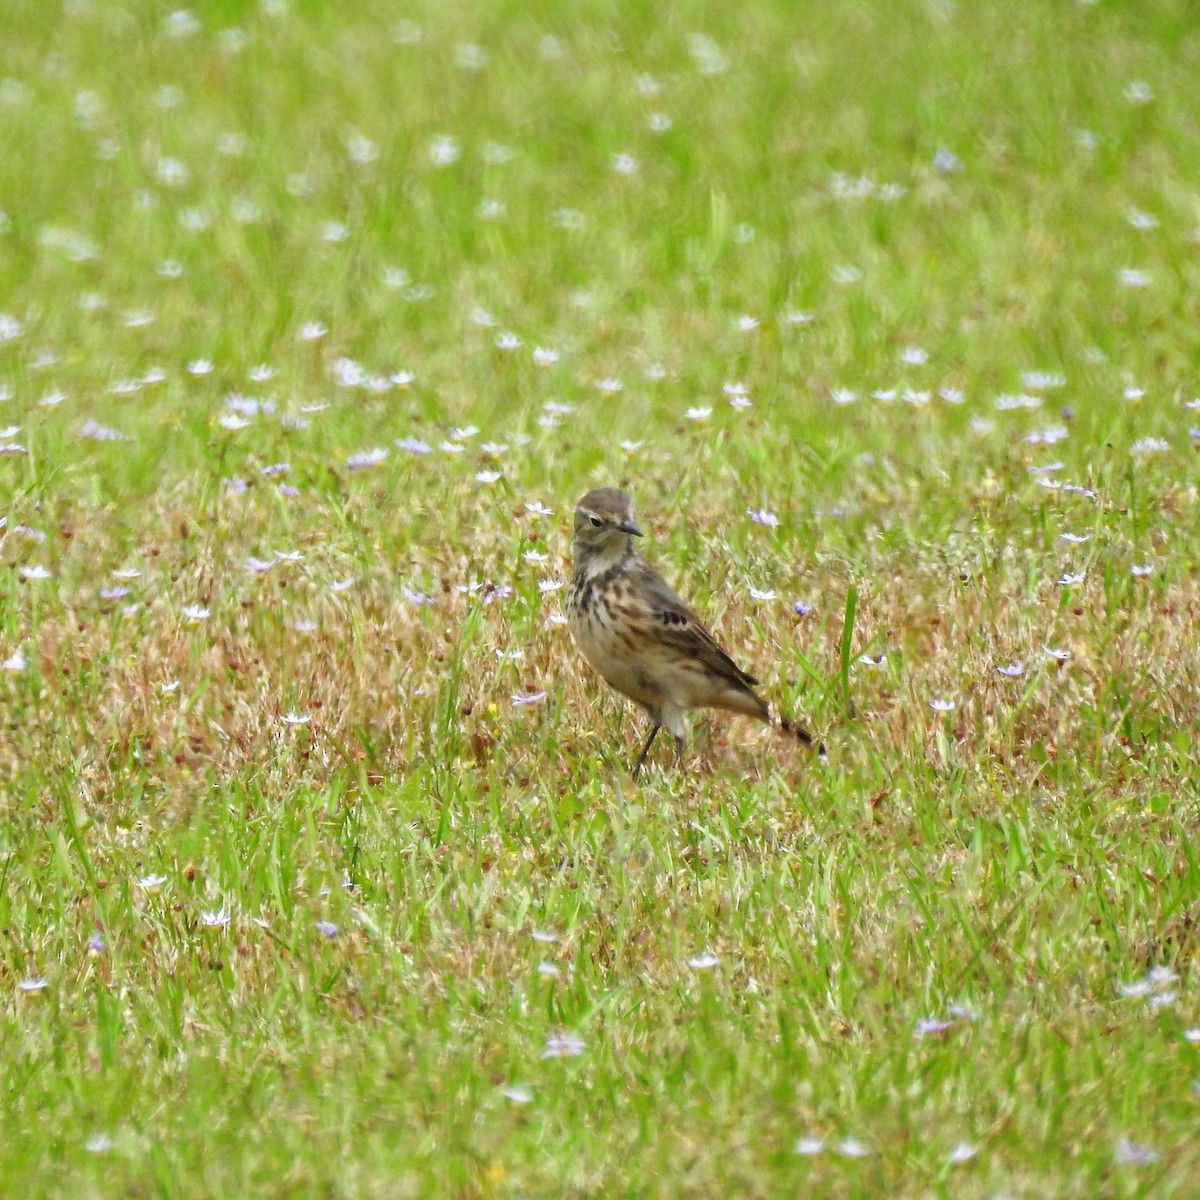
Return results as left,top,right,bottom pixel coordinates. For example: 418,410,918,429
566,487,816,776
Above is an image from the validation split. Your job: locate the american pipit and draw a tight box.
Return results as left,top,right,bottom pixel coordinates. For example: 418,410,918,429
567,487,816,776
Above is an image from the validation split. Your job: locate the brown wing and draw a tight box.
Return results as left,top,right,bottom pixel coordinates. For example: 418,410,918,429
627,558,760,690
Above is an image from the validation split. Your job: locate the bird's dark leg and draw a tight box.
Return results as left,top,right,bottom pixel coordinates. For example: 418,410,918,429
673,735,685,766
632,724,660,778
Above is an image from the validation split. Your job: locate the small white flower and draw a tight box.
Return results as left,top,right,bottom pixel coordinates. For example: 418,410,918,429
328,578,355,593
928,698,955,713
282,711,310,725
475,470,501,484
947,1142,977,1164
1130,564,1153,577
429,135,459,166
502,1085,532,1103
914,1016,953,1037
532,347,559,366
831,389,857,405
511,691,547,706
1122,80,1153,104
858,653,886,667
899,345,928,364
1060,532,1089,544
736,315,759,332
684,406,711,420
531,929,559,943
1131,436,1169,454
17,977,48,992
536,961,559,977
595,377,623,394
2,651,24,671
1114,1138,1158,1164
1058,572,1086,586
612,153,637,175
996,662,1024,677
541,1030,585,1058
298,321,326,341
785,310,814,325
686,952,719,970
794,1136,824,1156
160,681,179,694
1118,268,1151,288
747,586,776,601
747,509,779,527
136,873,168,889
1042,645,1069,662
182,605,209,620
346,447,388,470
201,907,230,928
836,1138,870,1158
19,565,51,580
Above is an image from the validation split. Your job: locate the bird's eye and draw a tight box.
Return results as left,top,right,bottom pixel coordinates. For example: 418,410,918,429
589,516,603,528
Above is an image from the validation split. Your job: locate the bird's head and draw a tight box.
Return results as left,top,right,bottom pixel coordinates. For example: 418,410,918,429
573,488,644,555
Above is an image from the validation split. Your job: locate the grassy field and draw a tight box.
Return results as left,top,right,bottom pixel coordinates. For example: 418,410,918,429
2,0,1199,1195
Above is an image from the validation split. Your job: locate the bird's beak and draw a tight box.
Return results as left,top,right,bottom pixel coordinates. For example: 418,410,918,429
618,519,644,537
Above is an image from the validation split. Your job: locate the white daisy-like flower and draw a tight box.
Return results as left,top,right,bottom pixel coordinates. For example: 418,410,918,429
541,1030,585,1058
684,406,711,421
346,447,388,469
182,605,209,620
686,952,719,970
282,711,310,725
429,135,460,166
